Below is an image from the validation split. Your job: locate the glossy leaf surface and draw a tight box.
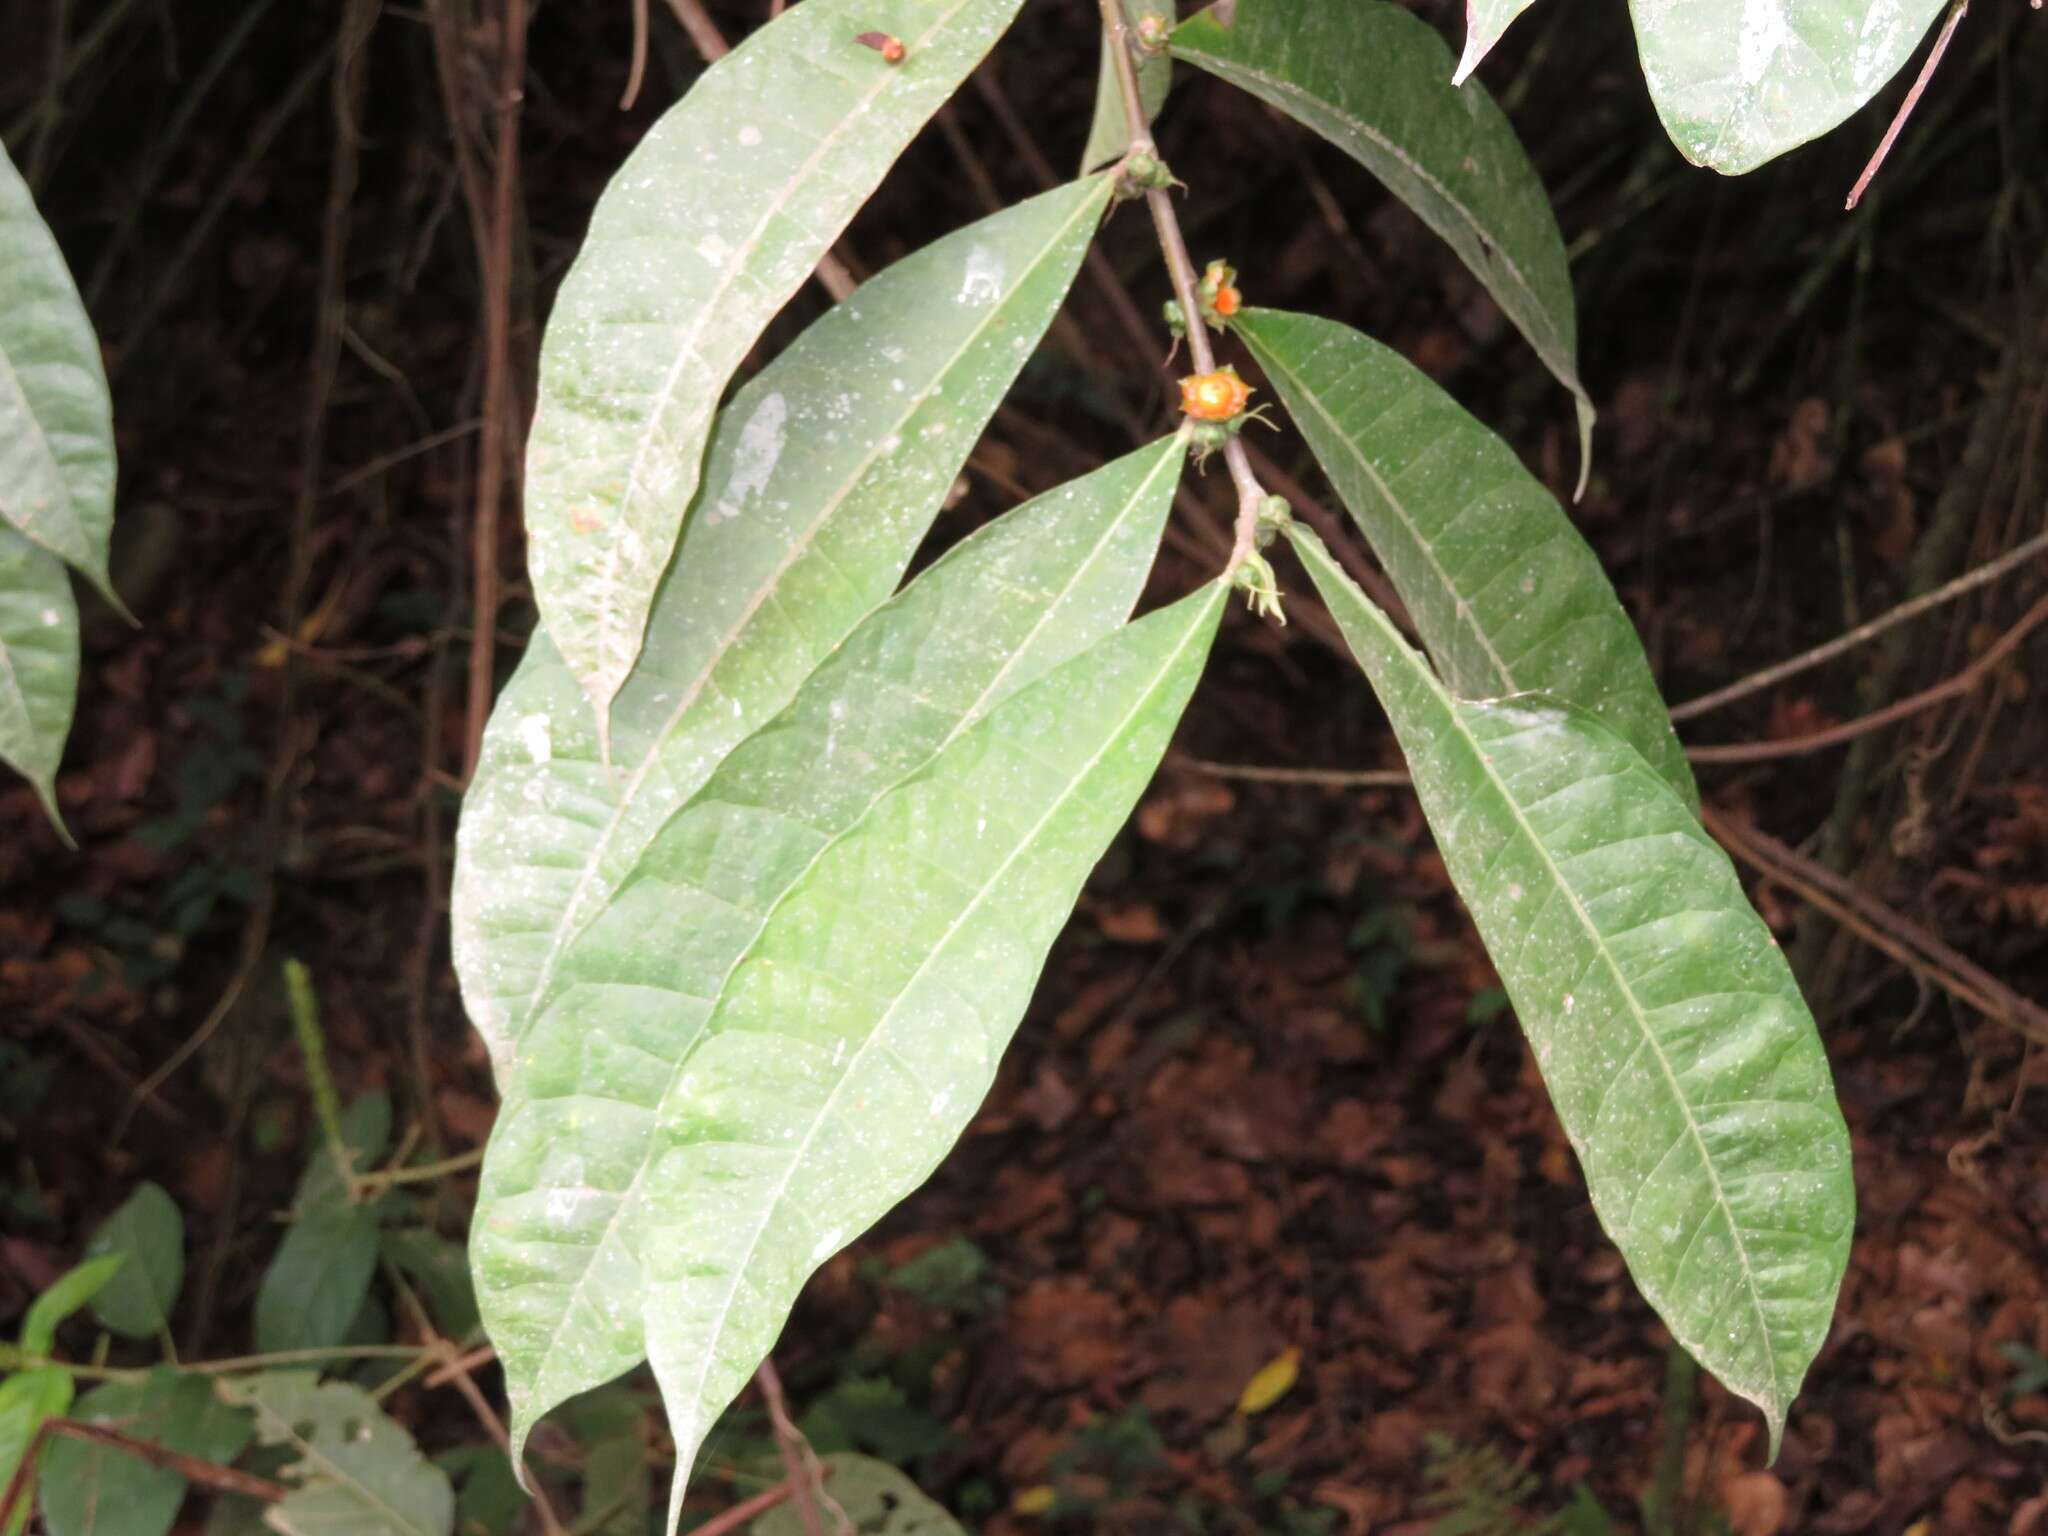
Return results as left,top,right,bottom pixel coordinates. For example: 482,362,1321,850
1171,0,1593,482
0,523,78,828
1292,526,1852,1453
0,142,117,602
458,179,1112,1075
227,1373,452,1536
473,443,1189,1493
1237,308,1692,806
1629,0,1947,173
525,0,1027,733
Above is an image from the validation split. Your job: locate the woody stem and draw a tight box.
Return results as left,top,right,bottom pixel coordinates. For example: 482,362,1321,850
1097,0,1269,573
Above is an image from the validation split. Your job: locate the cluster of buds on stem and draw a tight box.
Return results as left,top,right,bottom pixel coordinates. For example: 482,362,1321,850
1165,257,1243,348
1232,551,1285,623
1116,149,1183,202
1133,11,1171,52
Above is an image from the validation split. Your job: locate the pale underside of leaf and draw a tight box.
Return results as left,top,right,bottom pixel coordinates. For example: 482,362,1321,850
0,143,118,608
524,0,1027,738
1170,0,1594,492
1081,0,1173,174
643,584,1222,1529
455,177,1113,1076
1291,527,1852,1454
1237,308,1694,808
0,522,79,832
1628,0,1948,173
473,443,1189,1480
1452,0,1544,86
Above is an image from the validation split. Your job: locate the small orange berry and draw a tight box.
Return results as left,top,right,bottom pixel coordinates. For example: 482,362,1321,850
1213,285,1242,317
855,30,906,62
1180,369,1252,422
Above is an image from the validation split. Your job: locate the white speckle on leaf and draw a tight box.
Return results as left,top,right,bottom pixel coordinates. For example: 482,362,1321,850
958,244,1005,305
710,392,788,523
40,608,60,627
517,713,553,765
738,124,762,147
1563,993,1576,1015
1735,0,1790,87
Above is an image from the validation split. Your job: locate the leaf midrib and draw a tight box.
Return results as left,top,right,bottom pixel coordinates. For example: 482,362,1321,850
654,585,1220,1478
1299,534,1782,1411
514,441,1181,1418
0,342,74,561
1175,39,1576,389
590,0,990,687
507,180,1110,1051
254,1404,435,1536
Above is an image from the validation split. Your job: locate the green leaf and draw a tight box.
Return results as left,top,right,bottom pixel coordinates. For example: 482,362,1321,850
20,1255,125,1357
1289,526,1853,1454
560,1389,651,1536
1236,308,1693,807
638,584,1220,1528
525,0,1028,737
224,1373,453,1536
751,1454,965,1535
0,1368,72,1536
1170,0,1594,491
1629,0,1950,174
1081,0,1173,174
84,1183,183,1339
0,523,78,832
39,1371,250,1536
473,441,1188,1480
382,1227,481,1342
1451,0,1545,85
0,141,118,606
253,1094,390,1355
457,178,1114,1076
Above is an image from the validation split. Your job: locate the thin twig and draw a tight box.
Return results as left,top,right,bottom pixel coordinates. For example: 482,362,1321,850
1671,524,2048,720
351,1146,485,1195
692,1466,839,1536
1096,0,1270,565
755,1359,827,1536
0,1419,288,1530
465,0,530,779
1173,755,1411,789
1846,0,1969,210
1704,806,2048,1047
623,0,650,108
1685,588,2048,763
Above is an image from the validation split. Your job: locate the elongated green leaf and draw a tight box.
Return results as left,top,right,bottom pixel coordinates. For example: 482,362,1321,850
253,1094,389,1355
458,178,1113,1075
526,0,1028,735
0,1369,71,1536
1237,308,1693,806
753,1454,965,1535
1081,0,1173,174
1629,0,1948,173
0,522,78,830
473,441,1187,1476
85,1182,183,1339
1452,0,1544,84
20,1255,124,1357
1291,526,1852,1453
641,584,1220,1526
1170,0,1594,489
226,1373,452,1536
39,1371,250,1536
0,142,117,604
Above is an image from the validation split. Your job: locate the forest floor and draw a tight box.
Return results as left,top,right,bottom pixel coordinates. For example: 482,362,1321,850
2,2,2046,1533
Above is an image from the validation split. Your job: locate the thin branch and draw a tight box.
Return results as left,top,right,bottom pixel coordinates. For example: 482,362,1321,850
1845,0,1968,210
693,1466,839,1536
1096,0,1270,565
755,1359,827,1536
1173,754,1411,789
1703,806,2048,1048
623,0,650,108
1685,588,2048,763
0,1419,288,1530
1670,525,2048,720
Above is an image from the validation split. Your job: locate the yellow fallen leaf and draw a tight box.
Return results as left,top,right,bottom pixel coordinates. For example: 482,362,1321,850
1236,1345,1301,1416
1012,1485,1057,1516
